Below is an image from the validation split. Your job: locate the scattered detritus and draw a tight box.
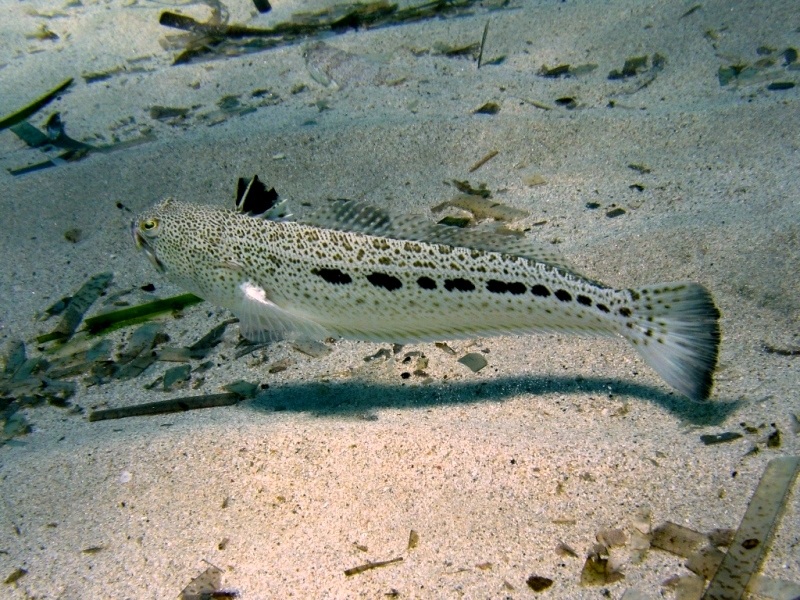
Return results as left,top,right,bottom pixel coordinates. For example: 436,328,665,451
407,529,419,550
761,342,800,356
162,364,191,391
538,63,597,78
627,163,652,174
344,556,403,577
450,179,491,198
3,97,153,176
699,431,742,446
37,273,113,343
642,458,800,598
580,545,624,586
477,20,489,68
179,564,238,600
473,101,500,115
3,568,27,585
159,0,513,65
718,45,799,89
607,53,666,94
458,352,487,373
702,456,800,600
222,380,260,399
291,340,332,358
526,574,554,591
431,193,528,223
468,150,499,173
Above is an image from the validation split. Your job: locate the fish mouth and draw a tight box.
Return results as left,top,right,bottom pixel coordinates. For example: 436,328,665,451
131,220,166,274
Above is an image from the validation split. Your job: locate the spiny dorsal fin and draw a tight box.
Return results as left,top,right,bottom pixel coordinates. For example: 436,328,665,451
234,175,291,220
299,199,576,270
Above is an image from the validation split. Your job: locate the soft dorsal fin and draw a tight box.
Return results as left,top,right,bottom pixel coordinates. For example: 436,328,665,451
300,199,576,270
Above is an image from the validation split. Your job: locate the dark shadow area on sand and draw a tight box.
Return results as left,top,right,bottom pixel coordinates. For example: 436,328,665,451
247,374,742,426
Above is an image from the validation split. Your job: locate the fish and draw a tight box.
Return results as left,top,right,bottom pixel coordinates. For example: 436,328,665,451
132,176,721,401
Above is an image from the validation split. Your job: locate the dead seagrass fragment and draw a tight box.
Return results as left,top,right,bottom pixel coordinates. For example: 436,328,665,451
89,392,241,421
702,456,800,600
40,272,113,343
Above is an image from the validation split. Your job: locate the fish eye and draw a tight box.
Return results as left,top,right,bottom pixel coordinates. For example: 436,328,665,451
140,218,160,235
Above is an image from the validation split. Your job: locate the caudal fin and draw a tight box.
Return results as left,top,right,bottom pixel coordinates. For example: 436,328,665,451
619,283,721,400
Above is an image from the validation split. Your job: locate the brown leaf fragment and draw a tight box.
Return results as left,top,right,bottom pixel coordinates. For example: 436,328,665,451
699,431,742,445
435,342,456,355
539,64,571,78
684,545,724,579
596,528,627,548
661,573,706,599
468,149,498,173
526,574,554,591
767,425,781,448
64,228,83,243
579,552,623,586
3,567,27,584
407,529,419,550
179,564,225,600
556,541,578,558
451,179,490,198
650,521,708,558
267,357,294,373
627,163,652,174
473,101,500,115
149,105,191,121
432,41,479,57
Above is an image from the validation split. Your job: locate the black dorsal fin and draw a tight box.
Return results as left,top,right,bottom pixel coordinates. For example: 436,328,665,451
234,175,285,218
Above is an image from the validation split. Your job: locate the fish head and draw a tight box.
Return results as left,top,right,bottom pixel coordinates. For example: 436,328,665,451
132,198,227,293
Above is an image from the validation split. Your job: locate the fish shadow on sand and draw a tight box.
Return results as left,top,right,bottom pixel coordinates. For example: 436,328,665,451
249,375,742,427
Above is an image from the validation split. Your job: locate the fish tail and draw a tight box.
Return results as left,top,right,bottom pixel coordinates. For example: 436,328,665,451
618,283,721,400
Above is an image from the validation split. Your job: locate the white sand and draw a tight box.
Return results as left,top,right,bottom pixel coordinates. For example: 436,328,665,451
1,0,798,598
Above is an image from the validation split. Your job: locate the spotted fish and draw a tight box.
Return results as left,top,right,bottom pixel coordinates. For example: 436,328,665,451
132,176,721,400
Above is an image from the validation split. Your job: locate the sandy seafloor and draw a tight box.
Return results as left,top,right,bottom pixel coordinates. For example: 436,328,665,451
1,0,799,598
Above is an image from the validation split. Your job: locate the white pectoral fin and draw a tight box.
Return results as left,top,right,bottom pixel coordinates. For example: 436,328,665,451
234,281,330,343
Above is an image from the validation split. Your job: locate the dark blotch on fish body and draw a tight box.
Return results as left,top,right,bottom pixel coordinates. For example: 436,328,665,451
555,289,572,302
417,276,437,290
444,278,476,292
530,284,551,297
367,272,402,291
486,279,527,295
312,268,352,285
